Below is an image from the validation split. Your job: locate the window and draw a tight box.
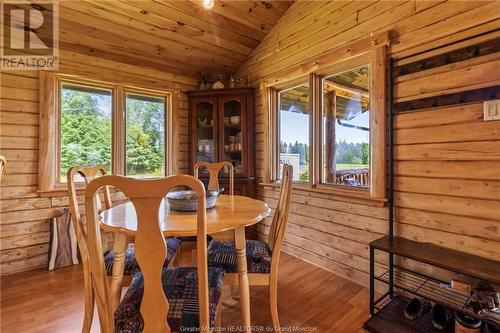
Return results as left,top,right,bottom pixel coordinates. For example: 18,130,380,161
266,37,387,200
278,83,310,181
321,65,370,188
38,73,176,193
274,68,372,189
60,84,112,182
125,93,166,177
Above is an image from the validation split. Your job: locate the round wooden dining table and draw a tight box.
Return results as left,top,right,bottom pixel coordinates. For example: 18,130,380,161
99,194,271,330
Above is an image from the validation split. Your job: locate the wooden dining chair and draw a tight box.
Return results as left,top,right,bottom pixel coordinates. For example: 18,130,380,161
67,165,182,333
194,161,234,195
172,161,236,265
84,175,225,333
207,164,293,332
0,155,6,182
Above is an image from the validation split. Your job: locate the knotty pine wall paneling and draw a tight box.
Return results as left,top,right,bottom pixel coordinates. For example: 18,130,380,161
0,52,195,275
235,0,500,287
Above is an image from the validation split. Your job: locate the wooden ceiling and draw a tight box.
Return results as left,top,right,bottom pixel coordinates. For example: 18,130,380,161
39,1,293,78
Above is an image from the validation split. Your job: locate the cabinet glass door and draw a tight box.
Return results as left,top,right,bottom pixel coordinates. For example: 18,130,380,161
221,98,244,175
195,100,217,174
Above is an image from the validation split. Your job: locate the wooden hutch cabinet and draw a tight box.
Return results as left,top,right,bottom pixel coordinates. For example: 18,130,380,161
187,88,256,198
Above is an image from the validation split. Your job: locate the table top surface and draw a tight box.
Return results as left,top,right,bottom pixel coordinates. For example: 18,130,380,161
99,195,271,237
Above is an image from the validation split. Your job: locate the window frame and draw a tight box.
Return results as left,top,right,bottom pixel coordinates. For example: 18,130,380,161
122,87,170,178
275,79,312,186
56,78,116,184
264,35,387,202
38,73,176,194
314,57,373,194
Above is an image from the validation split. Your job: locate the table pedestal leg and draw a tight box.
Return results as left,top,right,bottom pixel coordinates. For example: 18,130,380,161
110,233,127,313
235,227,251,331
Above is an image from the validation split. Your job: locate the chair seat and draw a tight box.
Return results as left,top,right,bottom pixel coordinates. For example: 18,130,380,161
104,237,181,276
114,267,225,333
207,240,272,274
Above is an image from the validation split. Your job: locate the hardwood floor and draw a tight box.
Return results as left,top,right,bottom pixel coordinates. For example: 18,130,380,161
0,253,369,332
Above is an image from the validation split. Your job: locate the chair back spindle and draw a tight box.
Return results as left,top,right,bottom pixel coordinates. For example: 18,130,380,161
85,175,210,333
268,165,293,259
194,161,234,195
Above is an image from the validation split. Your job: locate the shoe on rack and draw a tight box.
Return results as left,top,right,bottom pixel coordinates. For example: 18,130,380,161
404,297,430,321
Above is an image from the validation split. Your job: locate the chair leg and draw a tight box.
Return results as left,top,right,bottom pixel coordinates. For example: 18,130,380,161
269,280,280,333
82,266,94,333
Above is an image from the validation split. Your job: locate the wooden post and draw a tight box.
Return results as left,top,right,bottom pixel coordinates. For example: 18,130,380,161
38,72,57,190
369,46,387,198
325,91,336,183
309,73,321,187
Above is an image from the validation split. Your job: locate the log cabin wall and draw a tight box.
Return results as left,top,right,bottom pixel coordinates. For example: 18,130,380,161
0,51,195,275
235,1,500,286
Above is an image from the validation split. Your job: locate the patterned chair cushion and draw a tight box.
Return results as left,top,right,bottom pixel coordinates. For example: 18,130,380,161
114,267,225,333
104,237,182,276
207,240,272,274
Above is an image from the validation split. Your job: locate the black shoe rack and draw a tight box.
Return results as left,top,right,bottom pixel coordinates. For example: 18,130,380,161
364,56,500,332
364,235,500,333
